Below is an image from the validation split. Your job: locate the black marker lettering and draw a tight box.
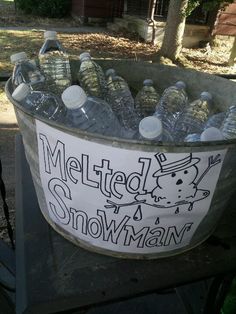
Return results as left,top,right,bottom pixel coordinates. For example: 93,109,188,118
94,159,112,197
48,178,71,224
39,134,67,181
66,157,82,184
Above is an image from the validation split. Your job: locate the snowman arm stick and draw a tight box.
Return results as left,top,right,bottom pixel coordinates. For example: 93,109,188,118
195,154,221,186
105,200,146,214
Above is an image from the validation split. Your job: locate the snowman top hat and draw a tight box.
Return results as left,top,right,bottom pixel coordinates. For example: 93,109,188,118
153,153,200,177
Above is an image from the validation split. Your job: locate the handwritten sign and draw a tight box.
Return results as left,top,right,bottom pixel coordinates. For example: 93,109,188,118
36,120,227,254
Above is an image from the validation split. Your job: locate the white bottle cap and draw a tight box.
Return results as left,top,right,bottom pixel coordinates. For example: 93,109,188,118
143,79,153,86
139,116,163,139
200,91,212,101
106,68,116,77
12,83,31,102
175,81,186,90
44,30,57,40
229,105,236,112
61,85,87,109
10,52,28,64
200,127,224,141
79,52,91,61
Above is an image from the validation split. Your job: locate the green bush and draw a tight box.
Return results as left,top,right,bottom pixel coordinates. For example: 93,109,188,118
17,0,71,18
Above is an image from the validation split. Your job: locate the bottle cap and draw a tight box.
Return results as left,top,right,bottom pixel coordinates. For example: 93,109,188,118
61,85,87,109
200,127,224,141
44,30,57,40
229,105,236,113
12,83,31,102
105,68,116,77
175,81,186,90
139,116,162,139
10,52,28,64
143,79,153,86
29,59,37,67
200,91,212,101
79,52,91,61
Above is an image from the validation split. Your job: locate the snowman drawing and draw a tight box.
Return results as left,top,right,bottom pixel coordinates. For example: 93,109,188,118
105,152,221,219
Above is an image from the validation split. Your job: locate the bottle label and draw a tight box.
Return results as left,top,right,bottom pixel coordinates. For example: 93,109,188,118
36,120,227,255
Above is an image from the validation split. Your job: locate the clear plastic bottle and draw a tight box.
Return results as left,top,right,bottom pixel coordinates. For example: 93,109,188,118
10,52,45,90
184,133,201,142
138,116,173,142
204,112,226,129
155,81,188,126
106,68,130,93
134,79,160,117
61,85,121,137
39,31,71,95
221,105,236,139
174,91,212,141
184,127,223,142
77,52,107,99
106,70,139,131
12,82,66,121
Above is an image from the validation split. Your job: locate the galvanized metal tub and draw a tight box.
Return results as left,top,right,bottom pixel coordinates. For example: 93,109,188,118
5,60,236,259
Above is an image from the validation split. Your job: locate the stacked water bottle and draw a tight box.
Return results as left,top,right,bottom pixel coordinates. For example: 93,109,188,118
10,30,236,142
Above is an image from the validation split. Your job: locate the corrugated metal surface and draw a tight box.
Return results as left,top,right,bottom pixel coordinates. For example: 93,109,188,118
213,2,236,36
6,60,236,259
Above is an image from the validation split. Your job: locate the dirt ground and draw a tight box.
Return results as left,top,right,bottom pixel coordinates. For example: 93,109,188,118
0,0,236,244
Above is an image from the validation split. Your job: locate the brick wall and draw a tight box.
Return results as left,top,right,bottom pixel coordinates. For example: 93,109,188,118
213,1,236,36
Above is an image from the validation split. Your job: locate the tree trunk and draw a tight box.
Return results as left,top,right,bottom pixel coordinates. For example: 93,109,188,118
160,0,189,61
228,37,236,66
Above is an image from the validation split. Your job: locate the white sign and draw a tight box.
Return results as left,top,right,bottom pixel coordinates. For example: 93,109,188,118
36,120,227,254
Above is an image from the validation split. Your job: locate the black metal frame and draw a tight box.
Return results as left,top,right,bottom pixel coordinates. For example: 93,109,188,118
0,157,15,311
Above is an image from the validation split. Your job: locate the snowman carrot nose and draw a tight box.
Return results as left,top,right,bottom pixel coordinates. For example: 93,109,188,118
176,179,183,185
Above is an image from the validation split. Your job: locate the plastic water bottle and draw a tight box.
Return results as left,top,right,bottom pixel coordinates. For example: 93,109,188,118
39,31,71,94
204,112,226,129
221,105,236,139
155,81,188,122
12,82,65,120
105,68,134,107
134,79,160,117
61,85,121,137
184,133,201,142
10,52,45,90
77,52,107,99
106,70,139,131
184,127,223,142
106,68,130,92
138,116,173,142
174,91,212,141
